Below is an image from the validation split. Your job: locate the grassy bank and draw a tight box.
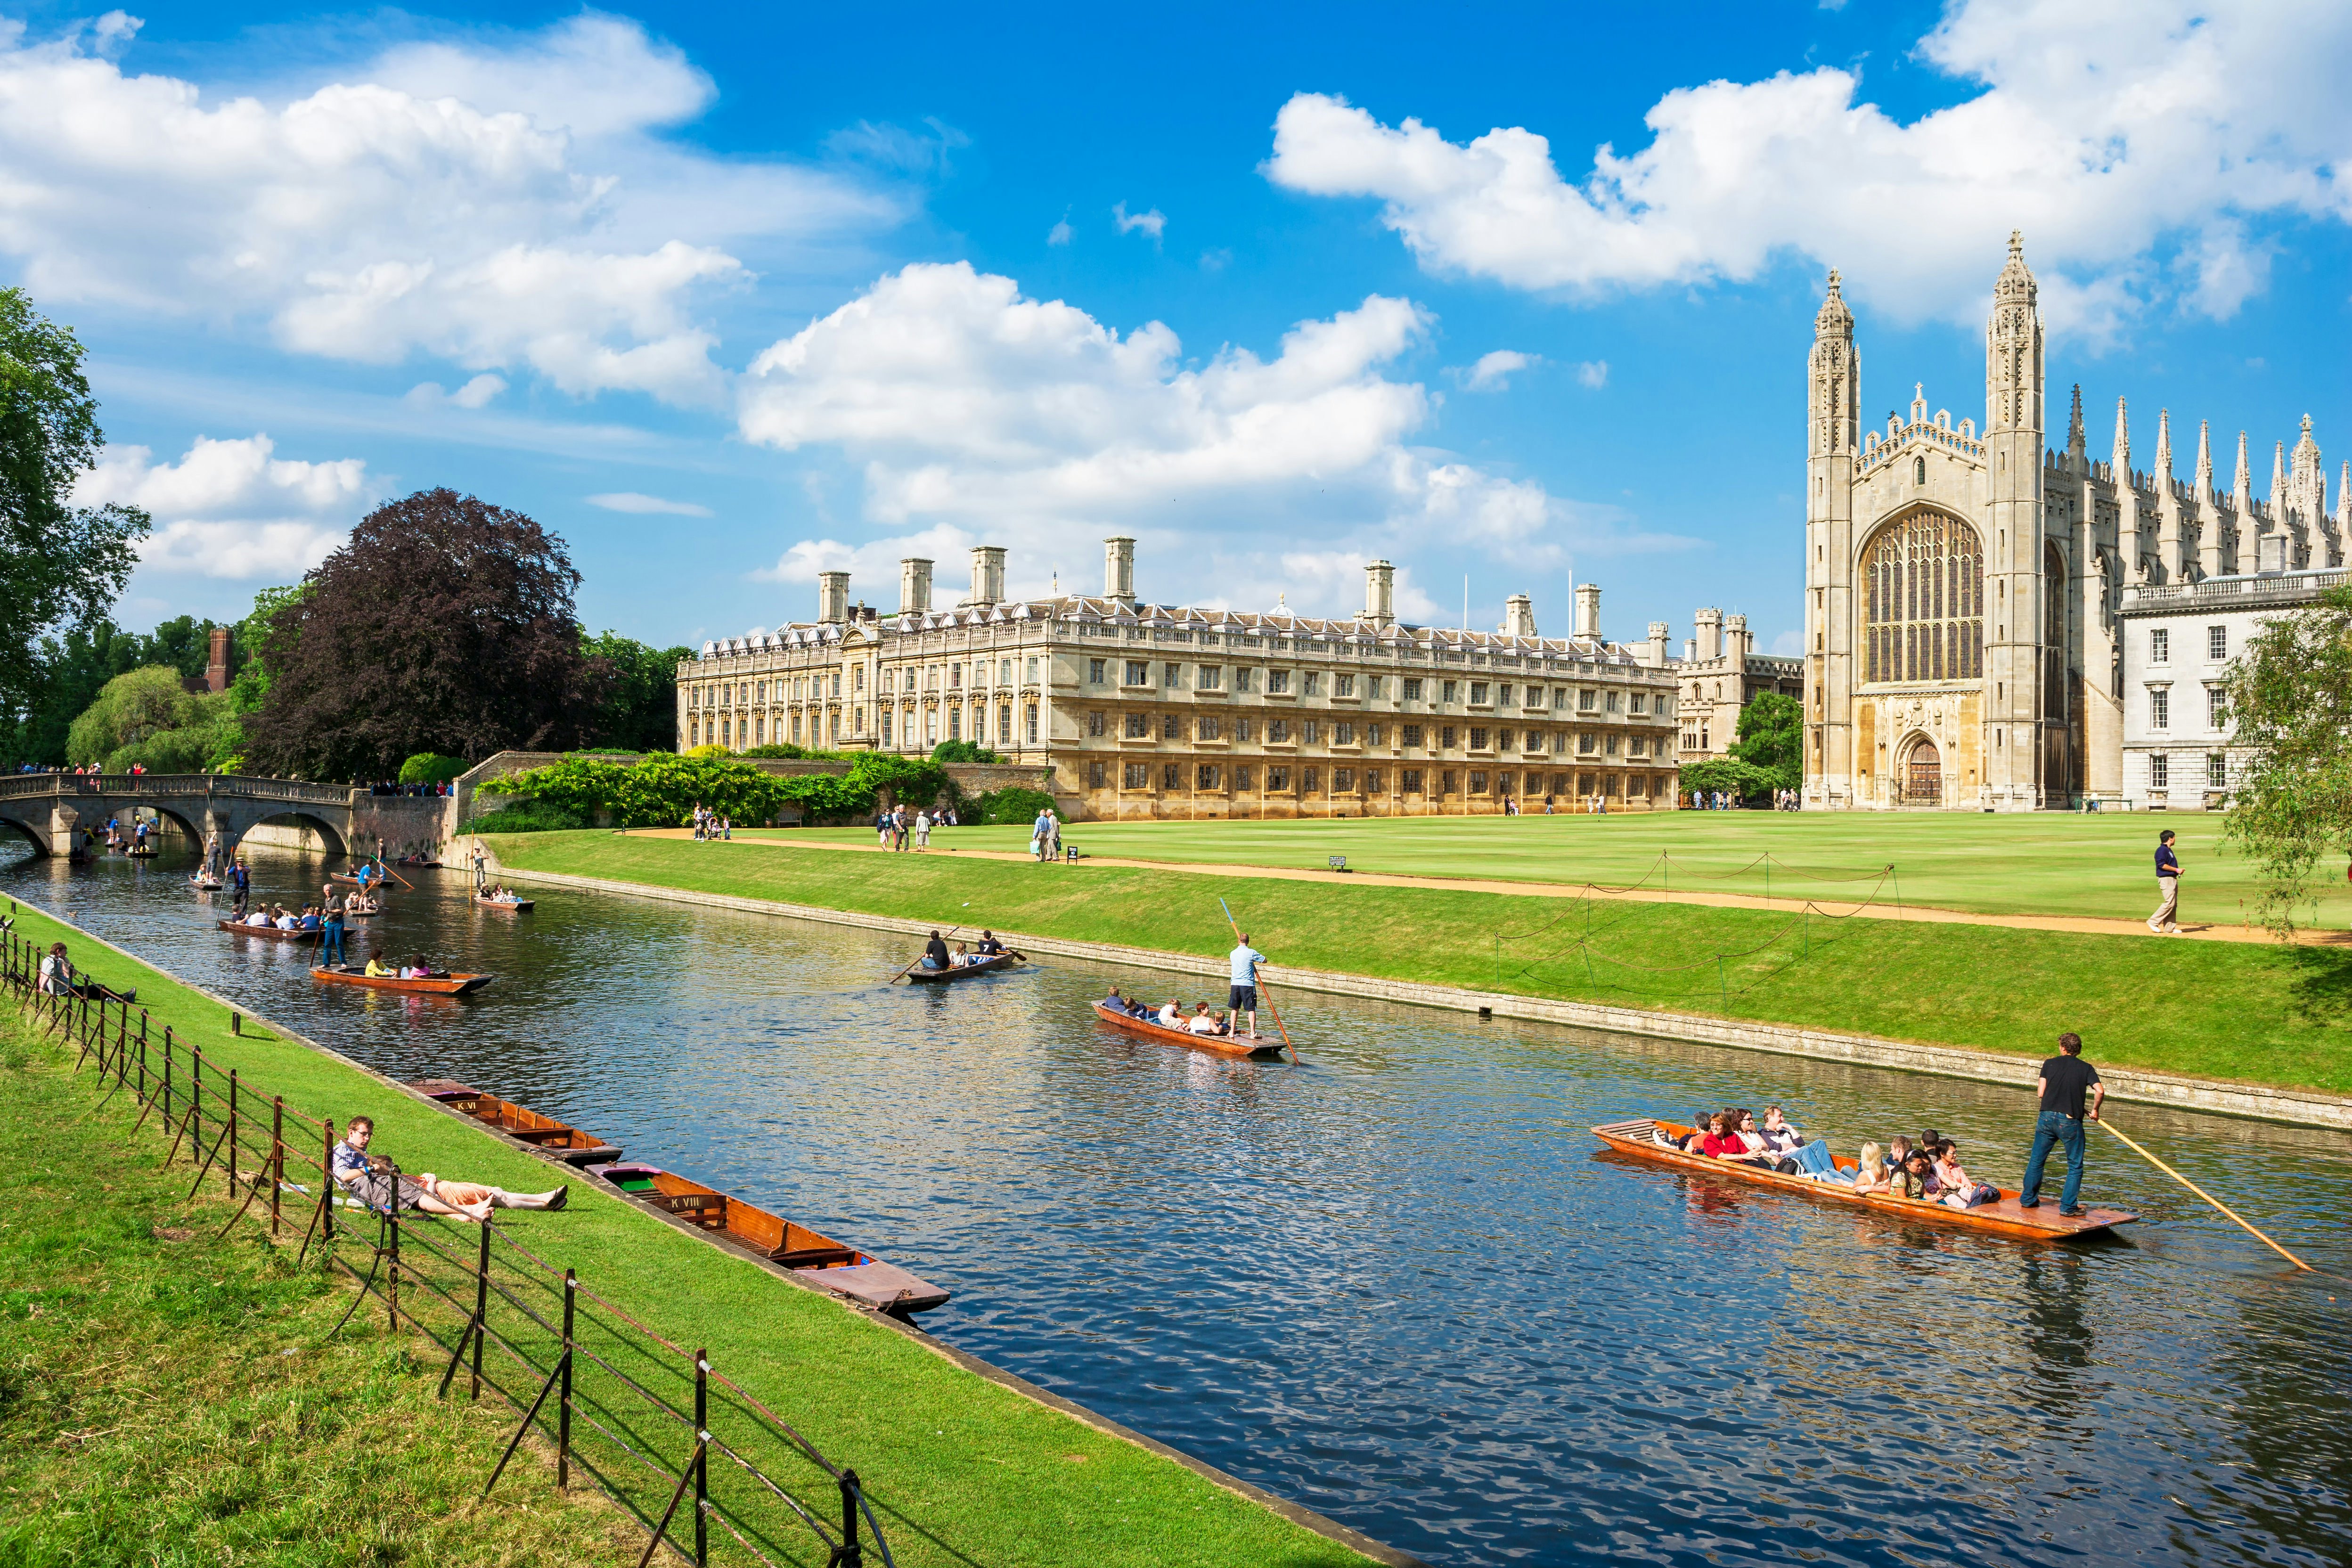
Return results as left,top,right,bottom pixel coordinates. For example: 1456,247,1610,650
489,832,2352,1096
756,810,2352,925
0,1007,630,1567
0,898,1382,1568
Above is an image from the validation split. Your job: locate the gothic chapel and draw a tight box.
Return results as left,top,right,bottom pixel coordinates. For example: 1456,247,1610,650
1802,234,2347,810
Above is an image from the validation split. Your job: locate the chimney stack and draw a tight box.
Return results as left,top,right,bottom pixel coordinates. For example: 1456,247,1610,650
1574,583,1602,642
1103,536,1136,603
898,557,933,615
1363,559,1396,627
1501,593,1537,638
1644,621,1670,669
968,545,1006,606
1695,607,1723,661
1725,612,1750,663
817,571,850,624
205,625,230,693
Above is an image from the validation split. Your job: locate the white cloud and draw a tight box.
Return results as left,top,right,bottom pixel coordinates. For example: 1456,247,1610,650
1265,0,2352,330
1112,202,1167,242
0,15,903,402
1047,213,1073,246
405,373,507,409
1575,359,1608,389
737,262,1685,612
1460,350,1534,392
1772,629,1805,655
76,433,377,579
588,491,715,516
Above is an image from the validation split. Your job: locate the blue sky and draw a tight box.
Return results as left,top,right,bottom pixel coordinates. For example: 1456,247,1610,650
15,0,2349,655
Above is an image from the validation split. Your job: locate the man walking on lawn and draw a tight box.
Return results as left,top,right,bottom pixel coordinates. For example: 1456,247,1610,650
2149,829,2183,934
2019,1031,2105,1217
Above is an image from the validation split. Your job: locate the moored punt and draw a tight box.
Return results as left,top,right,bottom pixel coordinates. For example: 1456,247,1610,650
403,1078,623,1166
903,952,1019,984
590,1162,950,1316
1092,1000,1288,1060
218,918,321,943
313,964,493,996
1591,1118,2137,1241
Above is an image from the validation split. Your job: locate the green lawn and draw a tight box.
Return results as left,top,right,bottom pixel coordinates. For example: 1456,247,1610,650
0,898,1380,1568
756,811,2352,926
491,832,2352,1097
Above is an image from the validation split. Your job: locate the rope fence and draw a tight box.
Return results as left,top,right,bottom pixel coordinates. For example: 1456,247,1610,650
2,921,892,1568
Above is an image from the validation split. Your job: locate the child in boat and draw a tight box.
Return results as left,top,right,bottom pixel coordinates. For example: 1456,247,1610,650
365,956,392,977
1157,999,1183,1027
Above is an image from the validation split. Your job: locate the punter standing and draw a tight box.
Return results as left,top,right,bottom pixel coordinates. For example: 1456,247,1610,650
2019,1031,2105,1217
1228,932,1266,1038
2148,829,2183,934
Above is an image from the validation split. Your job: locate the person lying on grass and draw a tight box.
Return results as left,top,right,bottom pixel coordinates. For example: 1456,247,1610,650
330,1116,567,1222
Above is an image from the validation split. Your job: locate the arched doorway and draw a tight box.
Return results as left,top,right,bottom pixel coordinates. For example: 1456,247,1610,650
1902,738,1943,806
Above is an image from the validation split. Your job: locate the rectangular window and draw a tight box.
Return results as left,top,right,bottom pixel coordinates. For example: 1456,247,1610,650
1469,770,1489,794
1497,683,1513,706
1333,768,1354,792
1364,769,1382,792
1236,717,1255,741
1523,685,1539,707
2150,688,2170,729
2207,625,2227,662
1470,681,1489,704
1125,711,1149,738
882,669,895,694
833,673,842,698
2149,752,2169,789
2207,752,2228,788
1628,737,1646,757
1440,725,1456,749
1629,775,1648,798
948,707,962,740
1088,761,1106,789
2151,629,2170,664
1089,658,1107,685
1579,689,1598,710
1234,668,1255,692
2208,687,2227,728
1163,763,1183,790
1198,665,1223,689
1027,657,1040,683
1630,693,1648,715
1468,727,1489,751
1442,680,1458,703
1367,723,1383,745
1234,765,1254,790
1027,704,1038,743
1125,660,1150,686
1302,766,1320,792
1604,734,1620,755
1164,662,1182,688
1088,710,1105,736
1302,719,1321,743
1268,669,1291,694
1269,718,1289,743
1369,676,1384,698
1403,724,1423,747
1163,713,1182,739
1404,678,1423,701
1269,766,1290,791
1551,773,1569,795
1403,768,1423,794
1003,659,1015,685
1303,671,1322,695
950,663,962,687
1578,773,1595,795
1198,764,1221,790
1333,673,1355,698
1579,732,1597,754
1606,690,1623,712
1199,715,1221,741
881,711,892,745
1553,687,1568,709
1124,762,1150,789
1334,722,1354,744
1001,702,1013,739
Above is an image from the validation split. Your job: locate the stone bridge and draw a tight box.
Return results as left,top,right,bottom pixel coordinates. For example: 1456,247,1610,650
0,773,452,860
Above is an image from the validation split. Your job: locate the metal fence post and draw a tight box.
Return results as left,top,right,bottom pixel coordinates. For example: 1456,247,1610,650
387,1188,401,1335
226,1070,239,1195
837,1469,864,1567
321,1119,336,1244
559,1269,575,1490
694,1348,710,1567
270,1097,285,1239
471,1221,491,1400
161,1027,173,1126
134,1013,147,1100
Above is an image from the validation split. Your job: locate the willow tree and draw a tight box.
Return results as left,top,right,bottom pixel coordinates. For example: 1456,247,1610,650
2222,583,2352,936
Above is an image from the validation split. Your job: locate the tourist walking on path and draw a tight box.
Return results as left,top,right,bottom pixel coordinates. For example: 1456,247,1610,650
1228,932,1266,1038
2019,1031,2105,1216
915,810,932,850
1031,807,1054,862
320,884,347,968
2149,830,2183,934
893,805,912,852
1048,810,1063,860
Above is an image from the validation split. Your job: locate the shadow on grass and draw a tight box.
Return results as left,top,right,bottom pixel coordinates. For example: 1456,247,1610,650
2281,942,2352,1023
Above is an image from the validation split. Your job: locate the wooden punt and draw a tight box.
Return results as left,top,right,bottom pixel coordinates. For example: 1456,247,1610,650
312,965,493,996
1592,1118,2137,1241
218,918,321,943
590,1162,950,1316
189,875,222,892
1093,1000,1288,1060
475,895,536,912
404,1078,623,1166
903,951,1019,984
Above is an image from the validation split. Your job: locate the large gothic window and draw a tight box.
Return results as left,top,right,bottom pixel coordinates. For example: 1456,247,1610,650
1862,510,1984,684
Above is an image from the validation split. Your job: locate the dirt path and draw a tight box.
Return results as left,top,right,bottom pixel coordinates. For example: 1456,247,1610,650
621,829,2345,947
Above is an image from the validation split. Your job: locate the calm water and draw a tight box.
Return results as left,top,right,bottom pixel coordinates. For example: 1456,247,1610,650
7,841,2350,1567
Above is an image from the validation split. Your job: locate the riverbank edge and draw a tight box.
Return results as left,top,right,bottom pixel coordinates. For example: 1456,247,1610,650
6,899,1421,1568
476,849,2352,1132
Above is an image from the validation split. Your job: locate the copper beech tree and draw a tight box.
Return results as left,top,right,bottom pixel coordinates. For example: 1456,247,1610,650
242,490,601,779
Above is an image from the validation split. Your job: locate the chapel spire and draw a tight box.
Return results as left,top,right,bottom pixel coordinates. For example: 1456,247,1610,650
2233,431,2252,515
2195,419,2213,497
1808,268,1857,457
2111,398,2130,475
2066,384,2084,458
1984,233,2042,433
2154,410,2173,482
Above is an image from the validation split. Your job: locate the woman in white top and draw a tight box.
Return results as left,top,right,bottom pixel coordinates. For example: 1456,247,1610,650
1186,1004,1220,1035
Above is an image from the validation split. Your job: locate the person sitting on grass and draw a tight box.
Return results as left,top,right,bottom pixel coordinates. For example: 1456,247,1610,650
330,1117,566,1221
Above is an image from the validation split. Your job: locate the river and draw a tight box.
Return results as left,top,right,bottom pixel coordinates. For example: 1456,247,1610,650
5,840,2348,1567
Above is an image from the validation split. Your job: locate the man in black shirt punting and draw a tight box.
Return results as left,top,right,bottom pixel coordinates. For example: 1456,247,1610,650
2020,1030,2105,1216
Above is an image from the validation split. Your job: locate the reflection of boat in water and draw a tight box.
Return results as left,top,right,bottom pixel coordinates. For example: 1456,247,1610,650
1092,1000,1288,1059
1592,1118,2138,1241
314,965,492,996
902,952,1016,984
592,1162,950,1316
218,918,321,943
408,1078,621,1165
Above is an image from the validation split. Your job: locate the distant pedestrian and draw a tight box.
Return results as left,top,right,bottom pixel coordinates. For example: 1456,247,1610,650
875,810,891,849
721,816,732,841
914,810,931,850
893,806,911,852
1031,807,1053,862
1047,810,1063,861
2148,830,2182,935
2019,1031,2105,1216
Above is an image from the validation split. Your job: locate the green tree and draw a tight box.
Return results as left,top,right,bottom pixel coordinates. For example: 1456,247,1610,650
930,740,1002,764
1679,756,1777,805
0,288,150,725
583,629,694,752
2223,583,2352,936
1727,691,1803,791
64,665,238,773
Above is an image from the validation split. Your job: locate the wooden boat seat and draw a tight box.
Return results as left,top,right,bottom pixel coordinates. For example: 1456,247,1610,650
773,1245,862,1269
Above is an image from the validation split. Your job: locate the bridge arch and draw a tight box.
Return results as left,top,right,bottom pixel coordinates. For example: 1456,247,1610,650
244,810,350,858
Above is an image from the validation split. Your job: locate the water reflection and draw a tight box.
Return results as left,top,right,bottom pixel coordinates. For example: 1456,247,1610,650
5,839,2350,1568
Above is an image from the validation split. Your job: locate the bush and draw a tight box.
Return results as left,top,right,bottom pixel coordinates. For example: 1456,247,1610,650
466,801,588,833
1679,757,1779,805
930,740,1002,764
482,749,958,827
969,785,1054,825
684,743,731,760
398,752,470,786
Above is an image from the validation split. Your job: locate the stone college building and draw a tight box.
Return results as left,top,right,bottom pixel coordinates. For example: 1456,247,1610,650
680,543,1680,819
1803,235,2346,810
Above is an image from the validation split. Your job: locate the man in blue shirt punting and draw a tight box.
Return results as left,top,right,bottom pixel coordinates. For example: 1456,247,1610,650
1228,933,1267,1039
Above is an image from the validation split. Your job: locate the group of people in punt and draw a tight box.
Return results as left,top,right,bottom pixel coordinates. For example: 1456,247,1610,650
477,883,525,905
360,953,450,980
1665,1106,2001,1211
917,929,1007,970
1101,987,1243,1037
241,901,322,931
